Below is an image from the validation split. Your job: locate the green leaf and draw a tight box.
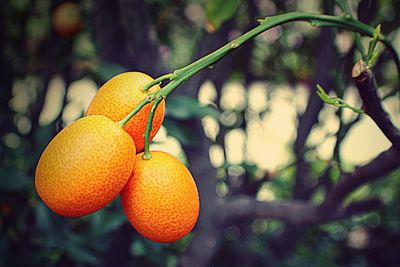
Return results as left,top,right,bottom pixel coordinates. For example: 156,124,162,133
205,0,241,29
367,24,381,67
130,240,146,257
316,84,364,114
166,95,220,120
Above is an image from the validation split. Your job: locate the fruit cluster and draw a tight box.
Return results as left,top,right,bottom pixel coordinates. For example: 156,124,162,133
35,72,200,243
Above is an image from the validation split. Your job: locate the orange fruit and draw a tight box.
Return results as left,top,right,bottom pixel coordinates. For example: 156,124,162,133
52,2,82,38
35,115,136,217
121,151,199,243
86,72,165,152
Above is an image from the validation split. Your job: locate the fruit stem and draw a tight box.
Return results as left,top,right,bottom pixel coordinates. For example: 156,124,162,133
149,12,398,100
142,95,164,160
141,73,175,92
117,93,156,127
122,11,399,152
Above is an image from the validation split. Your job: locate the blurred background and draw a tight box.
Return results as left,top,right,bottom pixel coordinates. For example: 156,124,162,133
1,0,400,266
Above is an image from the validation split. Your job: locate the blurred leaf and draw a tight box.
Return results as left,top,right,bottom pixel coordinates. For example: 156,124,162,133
92,64,126,83
345,184,371,204
88,208,126,235
64,242,100,266
166,95,220,120
329,166,341,183
36,202,53,232
205,0,240,29
34,124,55,154
241,162,259,177
73,33,96,58
0,167,32,192
170,233,193,252
26,16,50,40
163,118,197,146
130,240,146,257
141,239,165,265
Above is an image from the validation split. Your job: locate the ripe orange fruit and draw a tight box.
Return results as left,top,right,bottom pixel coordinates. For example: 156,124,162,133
52,2,82,38
121,151,199,243
86,72,165,152
35,115,136,217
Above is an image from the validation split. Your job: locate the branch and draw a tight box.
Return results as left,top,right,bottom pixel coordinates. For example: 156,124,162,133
352,59,400,149
320,146,400,210
293,20,336,200
343,198,384,216
221,195,384,225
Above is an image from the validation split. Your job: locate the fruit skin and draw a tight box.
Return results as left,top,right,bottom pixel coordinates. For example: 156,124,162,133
52,2,82,38
121,151,199,243
35,115,136,217
86,72,165,152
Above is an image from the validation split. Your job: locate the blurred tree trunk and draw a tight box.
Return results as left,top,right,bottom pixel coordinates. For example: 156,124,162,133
94,0,167,76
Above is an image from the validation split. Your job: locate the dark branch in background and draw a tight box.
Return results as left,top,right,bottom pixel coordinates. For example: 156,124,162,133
93,0,130,68
320,146,400,211
54,63,73,133
118,0,167,75
93,2,169,265
29,3,65,153
293,0,337,201
269,0,337,259
352,59,400,149
178,22,235,267
318,58,400,210
221,195,384,225
179,2,264,263
332,114,361,169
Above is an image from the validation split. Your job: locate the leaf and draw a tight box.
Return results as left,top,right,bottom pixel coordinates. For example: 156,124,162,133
163,118,197,146
88,208,126,235
130,240,146,257
316,84,364,114
35,202,54,232
34,124,55,150
64,242,100,266
0,167,32,192
166,95,220,120
367,24,381,67
205,0,241,29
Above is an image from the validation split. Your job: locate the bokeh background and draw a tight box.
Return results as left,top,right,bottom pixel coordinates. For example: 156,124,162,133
1,0,400,266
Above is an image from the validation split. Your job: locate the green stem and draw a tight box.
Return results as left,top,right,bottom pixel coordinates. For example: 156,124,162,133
336,0,366,60
118,11,400,159
142,96,164,160
156,11,396,98
142,73,175,92
117,93,156,127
